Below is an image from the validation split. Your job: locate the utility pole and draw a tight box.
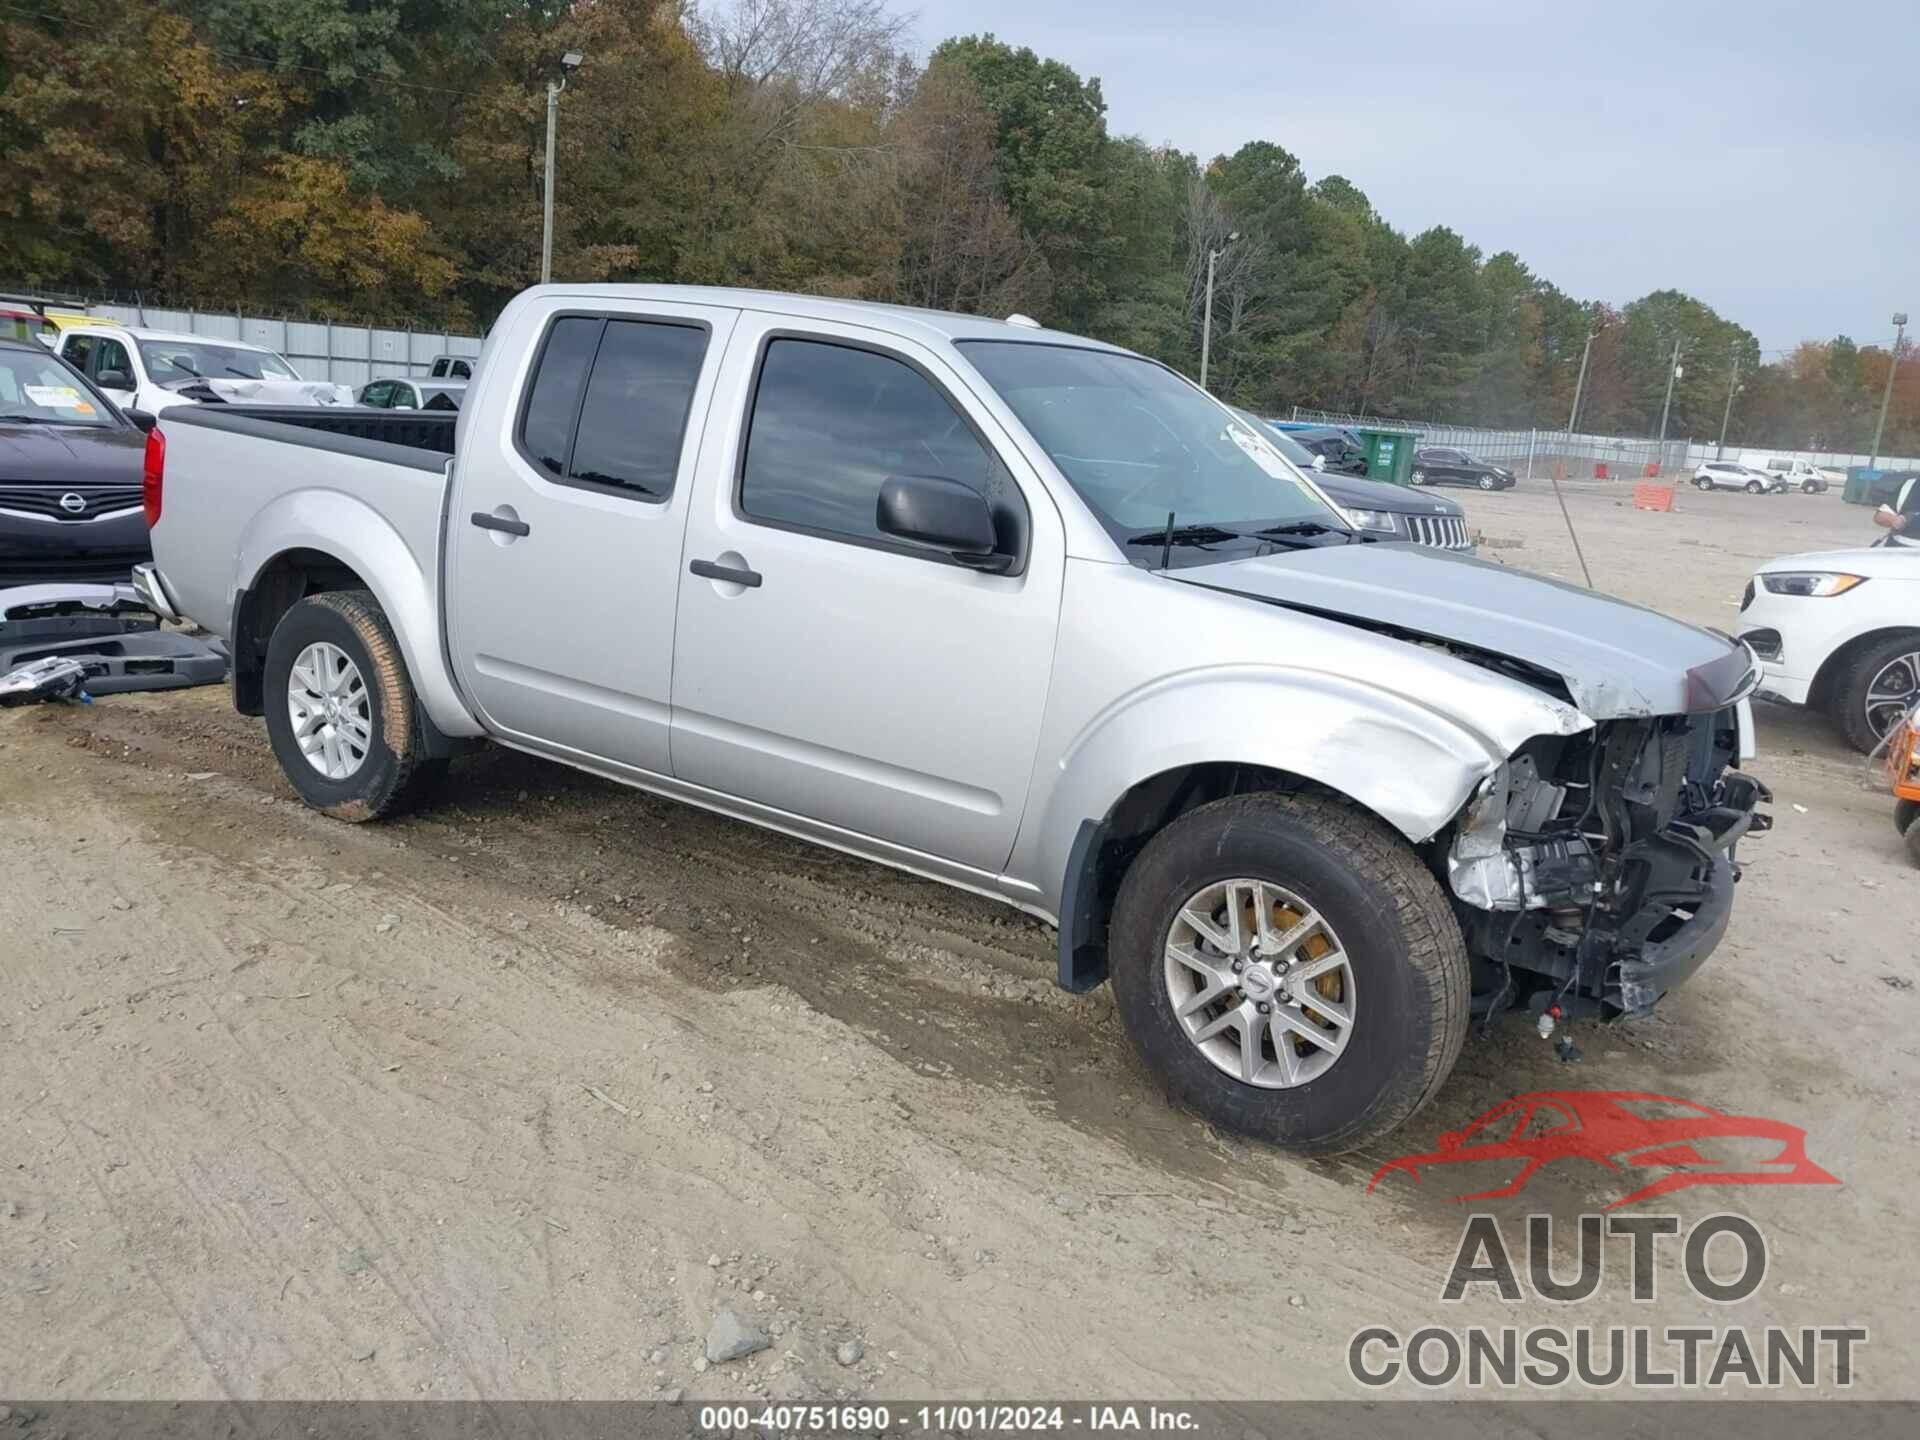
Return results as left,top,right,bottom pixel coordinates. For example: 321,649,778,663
540,51,584,285
1657,337,1685,467
1869,311,1909,468
1554,329,1599,591
1566,329,1598,433
1199,231,1239,391
1716,353,1742,460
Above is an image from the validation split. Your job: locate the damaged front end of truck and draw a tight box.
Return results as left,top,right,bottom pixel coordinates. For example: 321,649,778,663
1445,648,1771,1029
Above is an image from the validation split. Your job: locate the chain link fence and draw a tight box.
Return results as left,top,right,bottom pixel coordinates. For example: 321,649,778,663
1286,407,1920,479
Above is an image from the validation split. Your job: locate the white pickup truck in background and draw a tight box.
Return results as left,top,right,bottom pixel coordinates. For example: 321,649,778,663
133,284,1769,1151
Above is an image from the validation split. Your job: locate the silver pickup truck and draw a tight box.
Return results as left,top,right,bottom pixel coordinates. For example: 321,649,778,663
135,284,1768,1151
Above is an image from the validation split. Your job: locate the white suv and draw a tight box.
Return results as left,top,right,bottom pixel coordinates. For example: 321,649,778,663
1739,543,1920,750
1695,461,1783,494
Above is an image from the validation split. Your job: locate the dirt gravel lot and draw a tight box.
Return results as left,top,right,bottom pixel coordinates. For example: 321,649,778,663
2,479,1915,1403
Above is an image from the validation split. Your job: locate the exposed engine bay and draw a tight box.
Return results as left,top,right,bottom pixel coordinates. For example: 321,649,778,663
1446,708,1771,1022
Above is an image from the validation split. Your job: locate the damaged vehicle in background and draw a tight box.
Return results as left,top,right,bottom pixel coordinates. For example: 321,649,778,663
57,325,351,414
139,284,1769,1151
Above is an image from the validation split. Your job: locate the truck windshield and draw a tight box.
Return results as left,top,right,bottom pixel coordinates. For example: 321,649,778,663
139,339,300,383
959,341,1347,564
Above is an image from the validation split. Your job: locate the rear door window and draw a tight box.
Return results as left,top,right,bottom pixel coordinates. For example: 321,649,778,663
516,315,708,502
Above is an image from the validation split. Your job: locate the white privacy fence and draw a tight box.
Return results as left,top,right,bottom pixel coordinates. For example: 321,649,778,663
1287,407,1920,477
64,299,485,390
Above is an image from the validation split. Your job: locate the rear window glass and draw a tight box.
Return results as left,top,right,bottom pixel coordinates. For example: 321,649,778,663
517,316,708,502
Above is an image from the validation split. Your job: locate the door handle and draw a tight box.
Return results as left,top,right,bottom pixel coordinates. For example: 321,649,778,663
471,511,531,537
689,558,762,588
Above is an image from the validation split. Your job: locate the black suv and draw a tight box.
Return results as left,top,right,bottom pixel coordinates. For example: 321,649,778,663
0,339,150,585
1411,446,1517,490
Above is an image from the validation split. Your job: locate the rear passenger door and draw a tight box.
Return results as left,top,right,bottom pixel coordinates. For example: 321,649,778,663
667,315,1064,875
446,301,737,775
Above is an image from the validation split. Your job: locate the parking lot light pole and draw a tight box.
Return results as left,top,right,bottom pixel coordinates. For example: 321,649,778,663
1199,231,1239,391
540,51,584,285
1869,311,1908,469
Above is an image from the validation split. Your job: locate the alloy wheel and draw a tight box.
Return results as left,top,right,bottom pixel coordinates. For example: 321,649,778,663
287,641,373,780
1864,652,1920,741
1162,878,1356,1088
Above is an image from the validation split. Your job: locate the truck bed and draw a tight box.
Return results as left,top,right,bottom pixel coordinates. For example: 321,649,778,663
149,403,454,655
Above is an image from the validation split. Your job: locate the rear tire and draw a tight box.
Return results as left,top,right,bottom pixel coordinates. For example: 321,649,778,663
1908,819,1920,870
1410,469,1427,485
262,590,447,821
1802,480,1819,494
1108,793,1469,1154
1695,476,1713,491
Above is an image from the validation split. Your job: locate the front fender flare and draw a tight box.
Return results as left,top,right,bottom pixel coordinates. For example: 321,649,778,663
1020,665,1584,989
233,489,481,738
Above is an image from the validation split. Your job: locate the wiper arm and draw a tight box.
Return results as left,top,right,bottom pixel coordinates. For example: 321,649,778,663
1252,521,1345,537
1124,524,1242,547
0,413,58,424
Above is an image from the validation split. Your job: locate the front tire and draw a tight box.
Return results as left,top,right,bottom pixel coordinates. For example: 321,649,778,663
263,590,446,821
1478,475,1496,491
1410,469,1427,485
1829,634,1920,754
1108,793,1469,1154
1895,799,1918,837
1746,480,1764,494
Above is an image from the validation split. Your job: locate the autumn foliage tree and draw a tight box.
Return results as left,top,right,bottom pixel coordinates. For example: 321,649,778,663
0,0,1907,454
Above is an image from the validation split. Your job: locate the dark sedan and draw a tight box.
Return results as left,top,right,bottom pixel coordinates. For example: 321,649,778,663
0,339,150,585
1411,445,1517,491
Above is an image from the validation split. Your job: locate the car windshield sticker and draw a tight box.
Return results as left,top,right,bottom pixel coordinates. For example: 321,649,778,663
23,385,94,414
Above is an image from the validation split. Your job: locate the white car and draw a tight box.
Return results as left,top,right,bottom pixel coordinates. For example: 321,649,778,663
56,325,351,414
355,377,465,411
1695,461,1784,494
1738,542,1920,750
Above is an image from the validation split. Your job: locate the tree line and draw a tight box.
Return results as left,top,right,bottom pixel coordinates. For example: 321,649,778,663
3,0,1913,454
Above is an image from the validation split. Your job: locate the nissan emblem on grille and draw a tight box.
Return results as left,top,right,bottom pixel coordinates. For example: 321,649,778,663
59,492,87,514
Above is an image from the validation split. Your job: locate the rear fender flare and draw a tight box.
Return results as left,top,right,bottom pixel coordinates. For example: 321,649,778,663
234,489,481,737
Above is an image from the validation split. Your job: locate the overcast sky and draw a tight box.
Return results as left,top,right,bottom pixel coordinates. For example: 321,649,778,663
908,0,1917,357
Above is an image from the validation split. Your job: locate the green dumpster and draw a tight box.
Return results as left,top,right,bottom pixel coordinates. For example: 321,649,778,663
1354,427,1421,487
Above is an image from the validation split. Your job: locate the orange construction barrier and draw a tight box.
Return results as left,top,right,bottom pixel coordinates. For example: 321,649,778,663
1634,483,1676,512
1594,462,1609,479
1644,462,1660,478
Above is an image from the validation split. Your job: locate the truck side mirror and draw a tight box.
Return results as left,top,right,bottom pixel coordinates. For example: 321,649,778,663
98,369,133,390
876,474,1012,572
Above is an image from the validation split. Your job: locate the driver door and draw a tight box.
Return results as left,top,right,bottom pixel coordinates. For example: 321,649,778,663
669,316,1065,875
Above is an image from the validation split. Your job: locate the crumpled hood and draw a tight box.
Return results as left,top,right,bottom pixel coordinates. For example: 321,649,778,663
163,377,353,406
1172,543,1754,718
